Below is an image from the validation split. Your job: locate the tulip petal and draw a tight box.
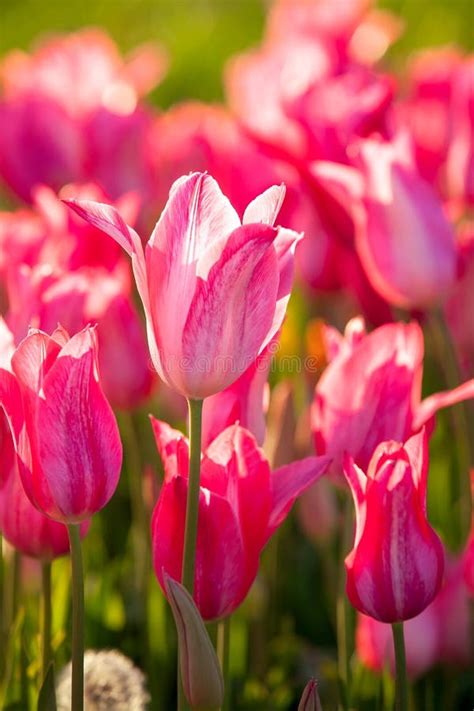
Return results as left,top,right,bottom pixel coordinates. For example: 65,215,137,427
243,184,286,226
414,379,474,430
150,416,189,482
38,327,122,521
268,455,331,538
181,224,279,397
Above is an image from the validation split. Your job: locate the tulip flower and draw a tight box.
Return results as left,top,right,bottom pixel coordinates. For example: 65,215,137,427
350,133,457,309
344,428,444,622
151,419,330,620
312,316,474,475
445,224,474,377
65,172,300,399
9,324,122,523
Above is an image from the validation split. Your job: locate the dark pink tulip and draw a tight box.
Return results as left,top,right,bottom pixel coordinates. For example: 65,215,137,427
9,325,122,523
66,173,300,398
150,419,330,620
344,428,444,623
350,134,457,309
356,558,471,676
463,470,474,595
312,317,474,475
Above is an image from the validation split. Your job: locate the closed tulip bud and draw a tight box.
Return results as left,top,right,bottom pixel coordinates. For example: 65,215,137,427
298,679,322,711
65,173,300,398
164,575,224,710
9,325,122,523
344,428,444,623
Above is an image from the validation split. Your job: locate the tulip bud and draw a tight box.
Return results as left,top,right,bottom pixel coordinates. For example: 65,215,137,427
164,574,224,710
344,428,444,622
298,679,322,711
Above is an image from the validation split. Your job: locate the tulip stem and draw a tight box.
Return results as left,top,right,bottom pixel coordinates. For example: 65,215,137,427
41,561,52,681
391,622,408,711
217,617,231,711
68,524,84,711
178,398,203,711
181,398,204,594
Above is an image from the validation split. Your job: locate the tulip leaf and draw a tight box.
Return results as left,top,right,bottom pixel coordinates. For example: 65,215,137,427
37,663,57,711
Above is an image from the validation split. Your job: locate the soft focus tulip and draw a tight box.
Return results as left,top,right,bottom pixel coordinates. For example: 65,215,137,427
6,263,153,410
0,29,166,204
164,575,224,709
298,678,323,711
356,558,471,677
463,470,474,595
9,325,122,523
151,419,330,620
351,133,457,309
344,428,444,622
312,316,474,475
66,173,300,398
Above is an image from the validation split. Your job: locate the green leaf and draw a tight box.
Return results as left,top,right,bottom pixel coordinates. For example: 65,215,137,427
37,663,57,711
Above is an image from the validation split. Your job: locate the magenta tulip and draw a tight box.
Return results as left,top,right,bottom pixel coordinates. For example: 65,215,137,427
344,428,444,622
9,325,122,523
65,173,300,398
150,418,330,620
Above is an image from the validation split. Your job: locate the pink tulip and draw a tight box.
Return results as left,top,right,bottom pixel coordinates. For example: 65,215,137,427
446,57,474,207
356,558,471,676
312,317,474,475
1,29,167,118
344,428,444,622
0,207,49,280
150,419,330,620
0,29,166,204
6,263,154,411
349,133,457,309
8,325,122,523
65,173,300,398
463,470,474,595
0,322,90,558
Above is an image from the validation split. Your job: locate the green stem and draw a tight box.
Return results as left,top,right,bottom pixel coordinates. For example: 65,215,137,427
181,398,204,593
178,398,203,711
391,622,408,711
68,524,84,711
217,617,231,711
41,561,52,682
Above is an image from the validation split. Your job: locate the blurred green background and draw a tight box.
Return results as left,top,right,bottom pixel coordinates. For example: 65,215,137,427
1,0,473,110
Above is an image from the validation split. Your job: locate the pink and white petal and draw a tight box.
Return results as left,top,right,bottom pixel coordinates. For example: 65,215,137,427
403,427,429,506
414,379,474,430
181,224,279,397
243,185,286,226
260,227,301,351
